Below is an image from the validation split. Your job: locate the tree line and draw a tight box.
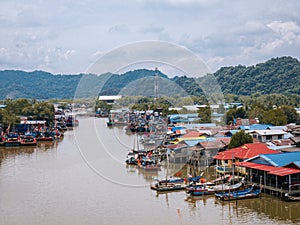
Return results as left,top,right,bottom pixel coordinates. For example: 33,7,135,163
0,56,299,100
0,99,55,129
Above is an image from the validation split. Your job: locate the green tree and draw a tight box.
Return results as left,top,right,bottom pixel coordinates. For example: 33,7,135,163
247,104,266,121
280,105,299,124
261,108,287,125
95,100,112,112
226,107,246,125
0,109,20,127
197,106,211,123
228,130,253,149
32,102,55,125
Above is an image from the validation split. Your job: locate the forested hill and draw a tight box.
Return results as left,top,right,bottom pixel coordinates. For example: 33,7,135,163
213,56,300,95
0,56,299,99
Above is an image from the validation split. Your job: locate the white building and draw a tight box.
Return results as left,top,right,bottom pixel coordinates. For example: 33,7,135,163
249,130,287,142
98,95,122,104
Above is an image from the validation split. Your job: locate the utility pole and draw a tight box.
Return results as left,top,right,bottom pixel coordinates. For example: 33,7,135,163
154,67,159,102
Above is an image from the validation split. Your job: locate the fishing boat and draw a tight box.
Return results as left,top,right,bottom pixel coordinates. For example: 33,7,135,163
151,182,186,192
65,115,79,127
212,180,245,193
3,133,21,147
215,185,261,201
20,135,37,146
35,132,54,141
186,182,216,196
186,178,245,196
156,177,185,184
282,193,300,202
138,159,160,171
125,134,146,165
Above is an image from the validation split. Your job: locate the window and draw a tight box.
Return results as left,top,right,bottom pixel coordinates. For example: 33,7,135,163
266,135,272,140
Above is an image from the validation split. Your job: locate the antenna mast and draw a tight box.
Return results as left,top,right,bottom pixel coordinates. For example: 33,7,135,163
154,67,159,101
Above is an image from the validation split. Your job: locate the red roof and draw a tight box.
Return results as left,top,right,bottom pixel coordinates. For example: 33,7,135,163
235,161,300,176
213,148,239,160
167,143,186,149
182,131,200,138
235,118,258,126
235,161,277,172
216,137,231,146
213,143,279,160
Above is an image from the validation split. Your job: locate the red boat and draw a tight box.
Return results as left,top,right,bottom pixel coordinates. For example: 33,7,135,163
20,135,37,146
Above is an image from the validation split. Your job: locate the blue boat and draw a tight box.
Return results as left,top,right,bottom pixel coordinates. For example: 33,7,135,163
186,184,215,196
215,186,261,201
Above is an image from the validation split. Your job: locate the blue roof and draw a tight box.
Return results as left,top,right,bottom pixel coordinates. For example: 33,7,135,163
260,152,300,167
171,126,186,131
183,140,202,146
239,124,272,130
182,138,217,146
291,161,300,168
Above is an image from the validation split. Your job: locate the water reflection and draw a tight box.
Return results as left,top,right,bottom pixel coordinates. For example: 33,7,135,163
0,140,63,167
0,117,299,225
212,194,300,224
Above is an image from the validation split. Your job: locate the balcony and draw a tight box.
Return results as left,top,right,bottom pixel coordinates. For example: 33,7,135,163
216,165,234,173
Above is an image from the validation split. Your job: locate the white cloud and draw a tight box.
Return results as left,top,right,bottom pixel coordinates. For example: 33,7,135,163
0,0,300,74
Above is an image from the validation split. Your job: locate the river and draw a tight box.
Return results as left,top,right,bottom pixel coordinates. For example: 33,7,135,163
0,117,299,225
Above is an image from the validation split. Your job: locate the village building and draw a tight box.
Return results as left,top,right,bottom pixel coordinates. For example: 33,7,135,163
235,152,300,198
98,95,122,104
249,130,287,142
213,143,279,174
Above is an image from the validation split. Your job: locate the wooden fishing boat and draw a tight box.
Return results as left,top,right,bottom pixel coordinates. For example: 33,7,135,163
151,182,186,192
20,135,37,146
186,182,216,196
215,186,261,201
186,178,245,196
35,132,54,142
282,193,300,202
213,180,244,193
138,161,160,171
3,133,21,147
125,156,138,165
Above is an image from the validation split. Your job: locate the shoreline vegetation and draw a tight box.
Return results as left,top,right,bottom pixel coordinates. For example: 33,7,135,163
0,90,299,134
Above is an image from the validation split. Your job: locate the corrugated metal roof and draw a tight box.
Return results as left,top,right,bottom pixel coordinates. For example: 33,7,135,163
182,140,201,147
235,161,300,176
235,161,277,172
251,129,287,135
268,167,300,176
239,124,271,130
293,161,300,168
214,143,279,160
260,152,300,167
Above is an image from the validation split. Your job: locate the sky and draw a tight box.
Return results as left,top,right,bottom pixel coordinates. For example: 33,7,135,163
0,0,300,75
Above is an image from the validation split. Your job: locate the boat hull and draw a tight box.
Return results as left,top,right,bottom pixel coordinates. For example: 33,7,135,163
215,186,261,201
151,183,186,192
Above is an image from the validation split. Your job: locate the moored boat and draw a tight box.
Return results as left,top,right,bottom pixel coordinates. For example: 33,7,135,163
151,182,186,192
138,160,160,171
212,180,244,193
3,133,21,147
35,132,54,141
186,182,216,196
282,193,300,202
20,135,37,146
215,185,261,201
